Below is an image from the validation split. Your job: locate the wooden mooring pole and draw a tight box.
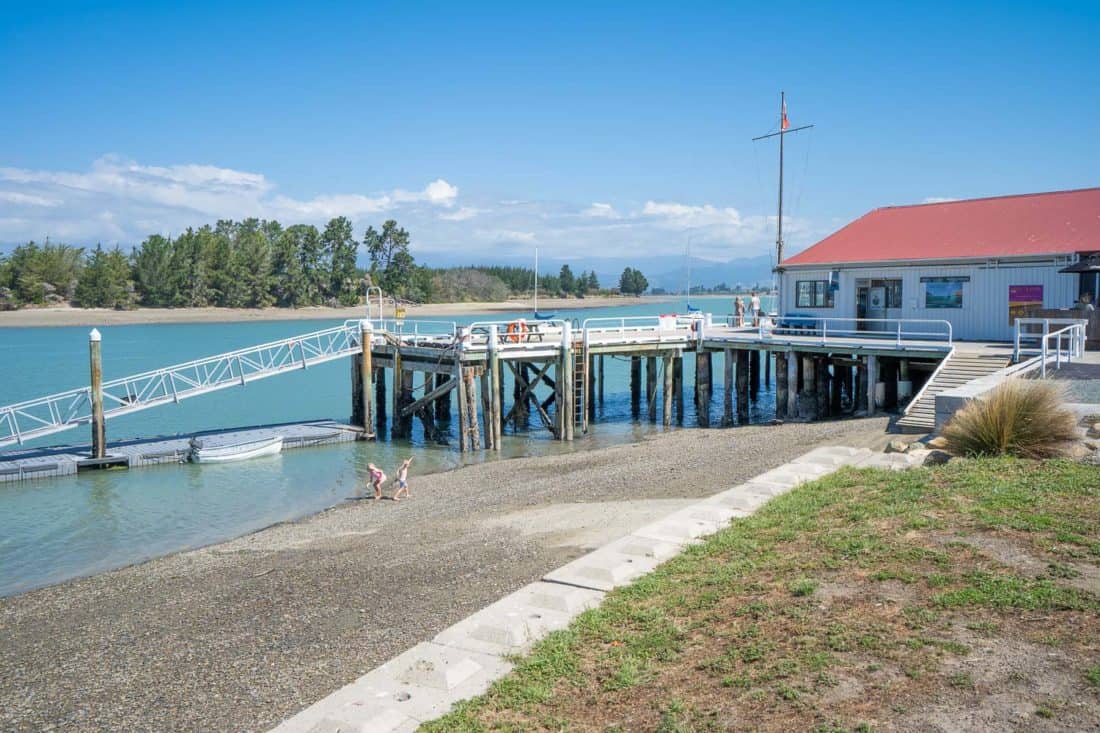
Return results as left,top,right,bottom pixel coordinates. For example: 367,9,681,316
598,355,605,404
695,350,712,427
646,356,658,423
722,349,734,426
360,321,373,433
89,328,105,458
749,349,760,400
673,356,684,425
786,351,799,418
630,357,641,417
662,354,674,427
736,349,749,424
775,351,788,420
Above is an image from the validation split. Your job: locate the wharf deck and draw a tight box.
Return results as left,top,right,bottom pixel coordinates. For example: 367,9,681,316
0,420,362,484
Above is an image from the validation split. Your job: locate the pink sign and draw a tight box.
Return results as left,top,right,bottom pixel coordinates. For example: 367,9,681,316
1008,285,1043,324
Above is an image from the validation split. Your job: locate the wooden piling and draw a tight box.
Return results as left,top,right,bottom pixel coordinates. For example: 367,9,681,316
630,356,641,417
89,329,105,458
454,360,468,451
722,348,734,426
866,355,878,416
646,356,658,423
883,358,898,410
814,356,830,418
479,367,493,450
398,369,414,438
391,349,403,435
764,350,771,388
561,323,574,441
598,355,605,404
587,354,597,423
856,358,868,413
488,326,502,450
350,354,364,426
513,362,530,428
662,354,674,427
360,321,373,432
799,355,817,420
775,351,788,420
696,351,712,427
786,352,799,418
673,356,684,425
464,366,481,449
830,361,843,415
736,349,749,424
749,349,760,400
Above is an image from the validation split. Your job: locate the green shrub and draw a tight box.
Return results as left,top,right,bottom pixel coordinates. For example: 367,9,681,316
943,380,1078,458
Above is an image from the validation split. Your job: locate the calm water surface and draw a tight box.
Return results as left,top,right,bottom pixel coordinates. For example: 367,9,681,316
0,296,776,596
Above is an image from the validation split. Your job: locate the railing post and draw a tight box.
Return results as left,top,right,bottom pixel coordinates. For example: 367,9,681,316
89,328,106,459
821,319,828,345
1041,334,1048,379
1013,318,1020,362
1056,333,1062,369
895,320,902,348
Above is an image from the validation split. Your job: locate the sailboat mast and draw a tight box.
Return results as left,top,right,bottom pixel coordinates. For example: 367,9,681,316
776,91,785,267
534,247,539,313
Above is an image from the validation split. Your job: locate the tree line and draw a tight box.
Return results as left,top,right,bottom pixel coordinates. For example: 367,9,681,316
0,217,650,309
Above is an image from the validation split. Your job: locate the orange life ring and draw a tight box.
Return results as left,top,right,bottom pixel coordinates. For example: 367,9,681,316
506,320,528,343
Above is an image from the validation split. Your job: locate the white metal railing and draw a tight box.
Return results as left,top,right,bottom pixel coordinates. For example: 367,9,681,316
580,315,700,349
765,316,953,347
0,322,366,448
1013,317,1088,364
372,319,458,347
466,318,567,349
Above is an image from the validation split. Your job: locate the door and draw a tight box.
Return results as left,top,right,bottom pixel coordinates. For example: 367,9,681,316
867,286,887,331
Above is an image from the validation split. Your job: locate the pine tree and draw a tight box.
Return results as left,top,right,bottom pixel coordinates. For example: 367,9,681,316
323,216,359,306
75,245,134,308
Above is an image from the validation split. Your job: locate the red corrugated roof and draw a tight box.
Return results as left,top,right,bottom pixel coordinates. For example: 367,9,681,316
782,187,1100,267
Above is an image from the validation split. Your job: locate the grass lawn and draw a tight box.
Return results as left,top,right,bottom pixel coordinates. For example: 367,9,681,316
424,458,1100,732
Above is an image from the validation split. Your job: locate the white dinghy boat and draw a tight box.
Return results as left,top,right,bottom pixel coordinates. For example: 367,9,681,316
189,435,284,464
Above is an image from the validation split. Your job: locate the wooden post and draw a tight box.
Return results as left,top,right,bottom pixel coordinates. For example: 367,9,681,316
883,358,898,410
398,369,414,438
392,348,403,435
799,355,817,420
764,350,771,388
736,349,749,424
480,367,493,450
775,351,788,420
489,326,502,450
646,356,658,422
722,348,734,426
375,366,387,435
455,359,469,451
360,321,373,432
696,351,712,426
673,356,684,425
662,353,673,427
514,362,530,428
830,361,843,415
465,366,481,449
856,358,868,413
866,355,878,416
630,356,641,417
89,328,105,458
587,353,597,423
598,355,605,404
749,349,760,400
350,354,364,426
815,356,830,419
787,352,799,418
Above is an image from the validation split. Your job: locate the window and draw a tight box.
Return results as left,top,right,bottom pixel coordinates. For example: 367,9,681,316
921,276,968,309
795,280,835,308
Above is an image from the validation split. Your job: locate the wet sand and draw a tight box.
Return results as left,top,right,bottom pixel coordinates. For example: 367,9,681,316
0,296,668,328
0,417,892,732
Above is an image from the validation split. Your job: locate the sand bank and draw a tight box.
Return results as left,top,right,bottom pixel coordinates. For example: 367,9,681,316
0,295,671,328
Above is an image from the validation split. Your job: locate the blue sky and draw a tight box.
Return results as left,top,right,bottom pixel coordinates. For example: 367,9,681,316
1,0,1097,263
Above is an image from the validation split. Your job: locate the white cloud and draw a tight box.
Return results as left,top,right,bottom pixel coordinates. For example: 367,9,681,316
439,206,483,221
0,155,815,264
0,156,459,243
582,202,620,219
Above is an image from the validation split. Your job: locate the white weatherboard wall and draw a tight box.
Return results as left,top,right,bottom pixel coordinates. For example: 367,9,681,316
781,258,1077,341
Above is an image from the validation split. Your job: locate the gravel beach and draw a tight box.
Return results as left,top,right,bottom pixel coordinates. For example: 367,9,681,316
0,417,892,732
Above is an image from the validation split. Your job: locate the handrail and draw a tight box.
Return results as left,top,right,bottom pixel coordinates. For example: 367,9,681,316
768,316,953,346
1013,317,1088,362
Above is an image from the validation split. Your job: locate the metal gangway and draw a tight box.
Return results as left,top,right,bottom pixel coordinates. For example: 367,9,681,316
0,320,374,448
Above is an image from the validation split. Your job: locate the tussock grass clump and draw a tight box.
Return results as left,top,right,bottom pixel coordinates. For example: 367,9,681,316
943,380,1078,458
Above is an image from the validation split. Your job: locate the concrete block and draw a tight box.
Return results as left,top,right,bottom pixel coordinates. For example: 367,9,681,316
271,643,510,730
433,582,603,657
699,485,775,512
750,464,828,489
791,446,874,467
853,452,921,471
631,512,723,545
543,533,684,591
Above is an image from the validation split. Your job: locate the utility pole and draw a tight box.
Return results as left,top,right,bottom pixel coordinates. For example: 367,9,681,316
753,92,813,313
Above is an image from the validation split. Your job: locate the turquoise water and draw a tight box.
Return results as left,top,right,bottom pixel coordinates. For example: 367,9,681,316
0,296,775,596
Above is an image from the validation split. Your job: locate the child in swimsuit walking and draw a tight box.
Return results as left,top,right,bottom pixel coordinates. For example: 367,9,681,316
367,463,386,502
392,457,413,501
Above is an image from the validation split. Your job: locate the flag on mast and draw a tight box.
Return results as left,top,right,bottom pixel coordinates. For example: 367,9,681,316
781,99,790,130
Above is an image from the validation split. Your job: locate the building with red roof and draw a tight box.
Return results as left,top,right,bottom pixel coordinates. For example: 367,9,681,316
777,188,1100,341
